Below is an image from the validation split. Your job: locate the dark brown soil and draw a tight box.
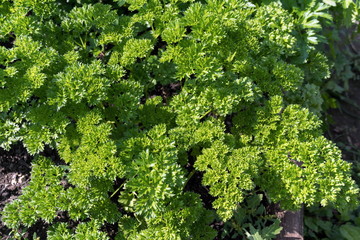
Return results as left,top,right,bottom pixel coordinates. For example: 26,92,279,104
0,144,32,239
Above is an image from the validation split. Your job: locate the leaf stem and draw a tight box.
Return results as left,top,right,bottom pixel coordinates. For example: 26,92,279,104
183,169,196,190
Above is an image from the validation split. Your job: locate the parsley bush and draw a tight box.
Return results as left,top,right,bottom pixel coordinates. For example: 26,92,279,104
0,0,359,239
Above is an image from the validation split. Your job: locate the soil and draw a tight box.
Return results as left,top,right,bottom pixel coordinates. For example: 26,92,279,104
0,144,32,239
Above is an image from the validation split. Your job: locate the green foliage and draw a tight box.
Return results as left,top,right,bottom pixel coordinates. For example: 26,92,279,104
221,193,283,239
304,203,360,240
339,224,360,240
1,0,359,239
232,96,359,211
117,193,216,239
196,141,262,220
48,221,109,240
